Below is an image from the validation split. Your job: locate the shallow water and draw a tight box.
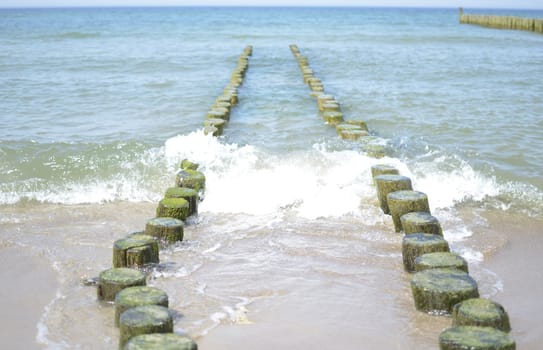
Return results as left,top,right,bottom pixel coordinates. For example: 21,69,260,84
1,6,542,349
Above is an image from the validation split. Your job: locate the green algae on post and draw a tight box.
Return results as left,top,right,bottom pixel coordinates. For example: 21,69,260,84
156,198,190,221
203,118,226,135
387,190,430,232
206,109,229,121
164,187,198,216
335,123,363,133
415,252,468,273
175,169,206,193
124,333,198,350
374,174,413,215
317,94,335,111
345,119,369,131
439,326,515,350
364,143,387,159
411,268,479,315
370,164,399,183
180,159,199,171
113,234,159,268
97,268,146,302
402,233,450,272
339,129,369,141
400,211,443,236
114,286,169,327
119,305,173,348
203,125,219,137
322,102,341,112
452,298,511,332
323,111,344,125
145,217,184,243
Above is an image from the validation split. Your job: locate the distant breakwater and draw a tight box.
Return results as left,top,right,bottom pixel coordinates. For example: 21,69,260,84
459,8,543,34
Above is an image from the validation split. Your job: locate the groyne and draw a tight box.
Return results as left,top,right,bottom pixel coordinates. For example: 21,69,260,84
90,46,254,348
371,165,516,349
459,8,543,34
289,44,386,158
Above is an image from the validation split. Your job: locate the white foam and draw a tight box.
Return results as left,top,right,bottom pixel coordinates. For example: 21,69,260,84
405,155,502,210
1,130,532,217
36,290,70,350
164,133,386,218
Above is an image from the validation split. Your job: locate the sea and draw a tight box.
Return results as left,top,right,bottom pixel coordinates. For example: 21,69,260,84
0,6,542,350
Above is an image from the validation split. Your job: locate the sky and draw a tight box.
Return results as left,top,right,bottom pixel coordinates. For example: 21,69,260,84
0,0,542,9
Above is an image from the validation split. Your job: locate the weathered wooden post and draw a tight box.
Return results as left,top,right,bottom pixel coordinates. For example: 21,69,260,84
97,268,146,302
119,305,173,348
374,175,413,215
387,190,430,232
452,298,511,332
411,268,479,314
439,326,515,350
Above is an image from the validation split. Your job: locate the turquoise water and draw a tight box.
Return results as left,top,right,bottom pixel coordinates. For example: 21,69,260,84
1,7,543,349
1,7,542,213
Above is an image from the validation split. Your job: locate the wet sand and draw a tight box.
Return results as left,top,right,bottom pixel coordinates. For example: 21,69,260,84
0,245,58,350
482,213,543,350
198,212,543,350
0,203,542,349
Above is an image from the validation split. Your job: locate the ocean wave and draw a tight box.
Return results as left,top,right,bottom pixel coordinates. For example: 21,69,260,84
1,131,540,218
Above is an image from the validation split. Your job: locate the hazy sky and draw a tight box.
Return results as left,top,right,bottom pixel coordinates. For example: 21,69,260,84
1,0,542,9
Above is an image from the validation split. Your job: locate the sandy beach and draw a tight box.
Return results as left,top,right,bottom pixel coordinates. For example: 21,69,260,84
0,245,57,350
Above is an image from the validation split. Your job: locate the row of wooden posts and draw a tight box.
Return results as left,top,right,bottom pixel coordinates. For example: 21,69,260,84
289,44,386,158
203,46,253,137
371,165,516,349
459,8,543,34
94,159,206,349
91,46,253,348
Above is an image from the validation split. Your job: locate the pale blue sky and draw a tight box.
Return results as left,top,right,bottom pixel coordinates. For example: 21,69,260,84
0,0,542,9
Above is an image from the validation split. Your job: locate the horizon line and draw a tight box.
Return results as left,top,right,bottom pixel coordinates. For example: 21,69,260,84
1,4,542,10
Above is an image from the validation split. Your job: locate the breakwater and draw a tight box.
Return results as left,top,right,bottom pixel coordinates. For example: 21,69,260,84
91,46,253,348
372,165,516,349
289,44,386,158
459,8,543,33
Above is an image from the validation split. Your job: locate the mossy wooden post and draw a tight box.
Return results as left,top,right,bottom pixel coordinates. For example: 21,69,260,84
439,326,515,350
322,102,340,112
374,175,413,215
203,125,219,137
176,169,206,193
340,129,369,141
180,159,198,171
164,187,198,216
371,164,399,184
203,118,226,136
113,234,159,268
206,109,229,122
402,233,450,272
336,123,363,134
323,111,344,125
124,334,198,350
145,217,184,243
387,190,430,232
452,298,511,332
415,252,468,273
114,286,169,326
317,94,335,111
411,268,479,314
364,143,387,159
400,211,443,236
97,268,146,302
156,198,190,221
119,305,173,348
345,119,369,131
